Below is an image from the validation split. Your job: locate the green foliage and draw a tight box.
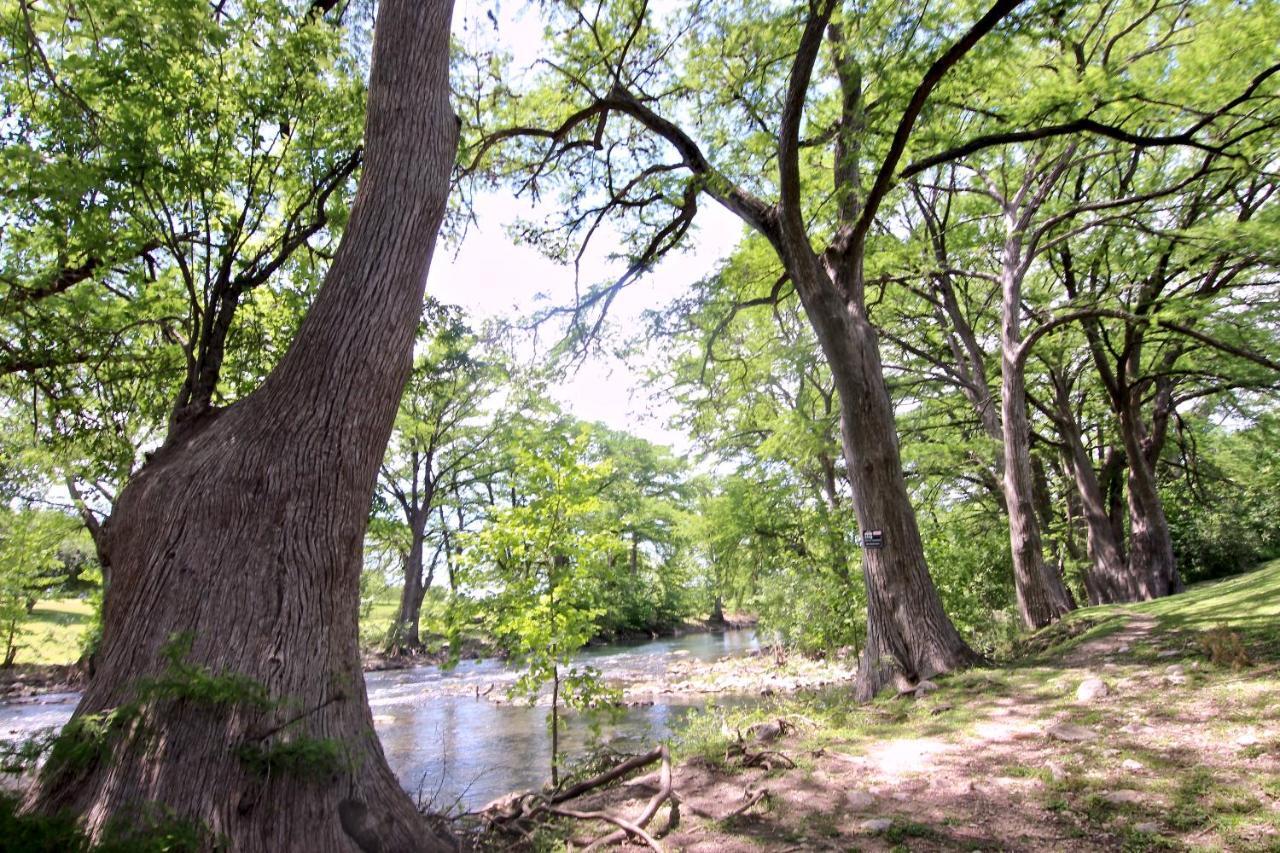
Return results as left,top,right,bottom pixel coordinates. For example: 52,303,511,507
1164,416,1280,584
236,737,346,781
137,633,272,710
0,792,216,852
44,702,144,784
0,507,86,665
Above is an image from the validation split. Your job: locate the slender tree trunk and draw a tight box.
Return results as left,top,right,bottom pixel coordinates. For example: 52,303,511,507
1052,389,1135,604
1119,403,1181,598
389,541,423,652
793,258,979,700
998,239,1074,628
388,506,431,653
709,594,725,625
26,4,458,850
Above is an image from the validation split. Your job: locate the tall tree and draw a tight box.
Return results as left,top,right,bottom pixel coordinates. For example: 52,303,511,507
462,0,1066,697
24,2,458,850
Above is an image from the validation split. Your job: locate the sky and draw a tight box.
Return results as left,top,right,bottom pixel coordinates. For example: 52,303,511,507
422,0,749,452
428,193,745,451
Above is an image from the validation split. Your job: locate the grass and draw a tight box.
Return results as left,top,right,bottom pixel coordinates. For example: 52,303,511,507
656,560,1280,852
1064,558,1280,659
10,598,94,666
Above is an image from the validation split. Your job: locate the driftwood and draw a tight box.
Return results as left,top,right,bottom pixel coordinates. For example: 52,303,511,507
581,745,677,850
478,744,678,850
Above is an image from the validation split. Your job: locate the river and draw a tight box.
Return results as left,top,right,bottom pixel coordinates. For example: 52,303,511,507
0,629,758,811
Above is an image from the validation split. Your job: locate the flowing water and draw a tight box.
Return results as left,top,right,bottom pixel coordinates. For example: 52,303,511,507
0,629,758,811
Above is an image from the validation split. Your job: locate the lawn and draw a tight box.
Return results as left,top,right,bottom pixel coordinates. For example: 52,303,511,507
10,597,95,666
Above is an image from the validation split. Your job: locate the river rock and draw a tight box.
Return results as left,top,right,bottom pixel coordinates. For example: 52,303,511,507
1076,677,1109,702
1047,723,1098,743
861,818,893,833
846,790,875,810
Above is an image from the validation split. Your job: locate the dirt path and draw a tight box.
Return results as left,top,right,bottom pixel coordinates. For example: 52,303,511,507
541,611,1280,851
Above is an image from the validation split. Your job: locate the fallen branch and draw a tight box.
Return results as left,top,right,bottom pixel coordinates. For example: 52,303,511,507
723,788,768,819
549,805,663,851
583,744,677,851
552,746,664,804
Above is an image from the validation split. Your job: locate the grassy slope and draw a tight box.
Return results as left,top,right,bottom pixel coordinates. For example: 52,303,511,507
9,598,94,666
548,561,1280,852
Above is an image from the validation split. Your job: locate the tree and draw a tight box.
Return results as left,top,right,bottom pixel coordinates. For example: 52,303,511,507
376,305,502,654
23,2,459,850
457,426,622,787
463,0,1069,697
0,0,365,570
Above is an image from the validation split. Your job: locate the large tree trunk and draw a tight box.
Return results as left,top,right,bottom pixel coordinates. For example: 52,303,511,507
26,3,457,850
998,239,1074,628
796,259,979,701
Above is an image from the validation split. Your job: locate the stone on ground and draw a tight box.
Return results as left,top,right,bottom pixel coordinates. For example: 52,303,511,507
1076,677,1109,702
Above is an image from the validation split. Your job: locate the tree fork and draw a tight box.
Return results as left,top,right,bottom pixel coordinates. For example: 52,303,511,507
25,2,458,850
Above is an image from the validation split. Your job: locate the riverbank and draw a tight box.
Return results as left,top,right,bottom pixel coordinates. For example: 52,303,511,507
482,562,1280,851
361,614,759,675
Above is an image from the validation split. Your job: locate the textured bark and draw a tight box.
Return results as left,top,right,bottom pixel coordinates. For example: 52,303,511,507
792,256,980,701
997,235,1074,628
27,3,458,850
1120,402,1182,598
388,505,437,653
1052,386,1135,604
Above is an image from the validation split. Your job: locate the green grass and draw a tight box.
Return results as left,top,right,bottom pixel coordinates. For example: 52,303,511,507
11,598,94,666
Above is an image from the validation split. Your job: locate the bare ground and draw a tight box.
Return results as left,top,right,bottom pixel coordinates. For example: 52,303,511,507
504,603,1280,852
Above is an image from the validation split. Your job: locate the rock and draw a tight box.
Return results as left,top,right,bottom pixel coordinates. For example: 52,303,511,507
1165,674,1187,686
748,720,785,743
1121,759,1144,772
1115,644,1131,654
1156,649,1180,658
1164,664,1185,676
914,679,939,696
1134,822,1160,833
1076,677,1110,702
846,790,875,810
1044,760,1067,781
1047,723,1098,743
860,818,893,833
1102,790,1144,806
1235,732,1260,747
